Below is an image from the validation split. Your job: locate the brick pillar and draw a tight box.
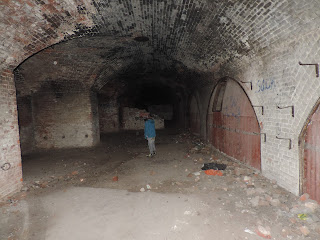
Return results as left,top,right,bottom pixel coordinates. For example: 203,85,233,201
0,69,22,199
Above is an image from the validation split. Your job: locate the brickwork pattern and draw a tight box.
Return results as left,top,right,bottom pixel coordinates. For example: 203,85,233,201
0,0,319,198
122,107,164,130
2,0,319,78
17,96,34,154
32,90,99,149
99,100,119,133
0,70,22,199
209,29,320,195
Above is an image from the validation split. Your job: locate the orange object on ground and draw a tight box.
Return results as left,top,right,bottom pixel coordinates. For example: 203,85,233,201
204,169,223,176
112,176,119,182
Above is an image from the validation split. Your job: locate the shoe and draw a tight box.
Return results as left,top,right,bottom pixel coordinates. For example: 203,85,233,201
146,153,153,157
153,152,156,155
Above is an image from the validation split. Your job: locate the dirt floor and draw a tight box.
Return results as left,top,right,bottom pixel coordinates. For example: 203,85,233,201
1,129,320,240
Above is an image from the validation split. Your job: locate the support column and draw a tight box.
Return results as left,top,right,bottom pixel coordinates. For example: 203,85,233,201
0,69,22,199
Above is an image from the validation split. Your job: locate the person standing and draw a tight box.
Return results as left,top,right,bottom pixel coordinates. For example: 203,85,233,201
144,115,156,157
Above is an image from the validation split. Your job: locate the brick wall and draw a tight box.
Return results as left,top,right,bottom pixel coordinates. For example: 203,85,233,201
17,96,34,154
1,0,319,199
99,99,120,133
198,29,320,196
148,105,173,120
32,90,100,149
189,95,201,136
122,107,164,130
0,70,22,199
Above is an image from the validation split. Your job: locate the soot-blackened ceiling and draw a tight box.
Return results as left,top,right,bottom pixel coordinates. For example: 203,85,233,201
9,0,319,96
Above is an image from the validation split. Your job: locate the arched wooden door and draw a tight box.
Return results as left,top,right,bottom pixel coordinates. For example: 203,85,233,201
208,79,261,170
190,95,201,135
301,102,320,203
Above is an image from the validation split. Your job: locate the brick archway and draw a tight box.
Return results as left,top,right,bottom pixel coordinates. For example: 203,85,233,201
299,98,320,203
207,78,261,170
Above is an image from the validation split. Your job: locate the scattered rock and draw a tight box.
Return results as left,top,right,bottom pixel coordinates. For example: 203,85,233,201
289,217,297,224
235,202,244,208
300,193,309,202
290,205,314,215
304,200,318,212
299,226,310,236
309,213,320,222
250,196,260,207
255,188,266,194
40,181,48,188
71,171,79,175
140,188,145,192
270,199,281,207
280,204,290,212
234,168,246,176
21,186,29,192
256,225,271,239
187,173,193,178
150,170,156,176
193,172,201,176
243,176,252,183
184,210,192,215
246,189,256,195
195,176,200,182
281,228,290,238
259,199,270,206
264,195,272,202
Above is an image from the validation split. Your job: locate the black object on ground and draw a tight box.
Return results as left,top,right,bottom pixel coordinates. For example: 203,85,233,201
201,163,227,171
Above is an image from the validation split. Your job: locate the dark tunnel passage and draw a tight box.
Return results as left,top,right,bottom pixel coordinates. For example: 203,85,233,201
1,2,320,238
13,35,197,154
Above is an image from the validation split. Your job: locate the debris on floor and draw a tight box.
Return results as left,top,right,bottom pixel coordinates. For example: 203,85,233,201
256,225,271,239
204,169,223,176
2,129,320,240
201,162,227,170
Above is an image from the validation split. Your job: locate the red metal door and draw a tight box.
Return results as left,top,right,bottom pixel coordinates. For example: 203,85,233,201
210,80,261,170
303,104,320,202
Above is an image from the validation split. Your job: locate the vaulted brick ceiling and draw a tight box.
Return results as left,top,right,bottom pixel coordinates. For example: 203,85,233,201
2,0,319,95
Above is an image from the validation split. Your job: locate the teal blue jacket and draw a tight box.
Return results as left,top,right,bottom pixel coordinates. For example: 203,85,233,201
144,119,156,138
